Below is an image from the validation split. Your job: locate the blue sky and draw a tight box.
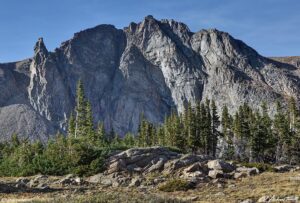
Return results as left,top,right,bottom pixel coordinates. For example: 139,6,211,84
0,0,299,62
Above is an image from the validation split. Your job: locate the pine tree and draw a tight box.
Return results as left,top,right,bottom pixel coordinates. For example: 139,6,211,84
211,100,220,157
138,114,151,147
249,111,268,162
85,100,95,142
157,126,165,146
273,101,290,162
75,80,87,138
174,115,185,150
221,105,234,159
96,122,106,145
123,133,135,147
288,97,300,163
288,97,297,132
186,102,197,152
68,113,76,137
260,102,275,162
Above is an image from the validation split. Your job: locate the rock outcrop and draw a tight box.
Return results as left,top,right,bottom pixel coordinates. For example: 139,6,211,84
100,146,258,187
0,16,300,140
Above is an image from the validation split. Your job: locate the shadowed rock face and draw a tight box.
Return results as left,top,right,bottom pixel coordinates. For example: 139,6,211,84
0,16,300,141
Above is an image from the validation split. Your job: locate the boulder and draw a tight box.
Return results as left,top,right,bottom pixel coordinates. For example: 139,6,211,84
86,173,103,183
233,172,248,179
129,177,142,187
106,147,180,174
208,170,224,179
273,165,294,173
107,159,126,174
29,175,48,188
236,167,259,176
37,183,50,191
100,177,113,186
16,178,30,185
164,154,211,173
58,174,82,186
257,195,272,202
15,182,27,189
144,157,166,173
182,162,208,178
207,160,235,173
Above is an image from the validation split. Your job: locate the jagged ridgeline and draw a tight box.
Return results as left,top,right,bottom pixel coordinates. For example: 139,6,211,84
0,15,300,141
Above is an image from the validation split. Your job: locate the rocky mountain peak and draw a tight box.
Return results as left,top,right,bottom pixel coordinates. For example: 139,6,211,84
34,38,48,56
33,38,49,65
0,16,299,141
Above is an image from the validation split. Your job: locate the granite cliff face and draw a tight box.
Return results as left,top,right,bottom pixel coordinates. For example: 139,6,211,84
0,15,299,141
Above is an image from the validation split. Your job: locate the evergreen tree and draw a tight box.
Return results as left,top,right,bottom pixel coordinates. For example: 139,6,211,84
260,102,275,162
273,101,290,162
123,133,135,147
211,100,220,157
75,80,87,138
85,100,95,142
157,127,165,146
186,102,197,152
68,113,76,137
174,115,185,150
221,105,234,159
96,122,106,145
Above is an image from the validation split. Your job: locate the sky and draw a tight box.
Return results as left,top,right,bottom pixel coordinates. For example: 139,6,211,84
0,0,299,62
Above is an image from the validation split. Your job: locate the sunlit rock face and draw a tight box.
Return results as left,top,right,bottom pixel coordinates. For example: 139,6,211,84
0,16,299,141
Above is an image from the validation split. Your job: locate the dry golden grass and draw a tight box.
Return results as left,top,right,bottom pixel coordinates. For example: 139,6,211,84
162,171,300,202
1,171,300,202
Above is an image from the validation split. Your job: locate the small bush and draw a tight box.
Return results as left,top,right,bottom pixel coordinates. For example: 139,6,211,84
158,179,193,192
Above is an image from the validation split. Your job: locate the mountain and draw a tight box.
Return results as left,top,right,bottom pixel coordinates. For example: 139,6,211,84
0,15,299,141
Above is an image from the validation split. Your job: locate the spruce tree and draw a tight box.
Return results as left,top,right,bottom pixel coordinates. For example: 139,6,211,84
174,115,185,150
85,100,95,142
157,127,165,146
68,113,76,137
273,101,290,162
211,100,220,157
96,122,106,145
221,105,234,159
260,102,275,162
186,102,197,152
75,80,87,138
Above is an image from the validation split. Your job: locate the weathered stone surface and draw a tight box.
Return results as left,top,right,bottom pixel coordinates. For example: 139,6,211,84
129,177,142,187
208,170,224,179
273,165,294,173
257,195,272,202
58,174,82,186
164,154,211,173
181,162,208,178
207,160,235,173
236,167,259,176
106,146,180,174
0,16,299,141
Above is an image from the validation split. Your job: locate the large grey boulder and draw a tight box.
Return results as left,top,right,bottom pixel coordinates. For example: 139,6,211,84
106,146,179,174
207,160,236,173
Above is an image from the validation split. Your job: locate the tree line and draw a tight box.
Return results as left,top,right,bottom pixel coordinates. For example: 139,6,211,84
0,80,299,176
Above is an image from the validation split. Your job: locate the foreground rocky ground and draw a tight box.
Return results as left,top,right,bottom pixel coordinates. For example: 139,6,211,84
1,147,300,203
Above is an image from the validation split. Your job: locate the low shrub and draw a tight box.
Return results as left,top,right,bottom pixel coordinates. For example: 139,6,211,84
158,179,193,192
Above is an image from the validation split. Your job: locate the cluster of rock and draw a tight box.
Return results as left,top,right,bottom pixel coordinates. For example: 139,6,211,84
241,195,299,203
11,174,85,192
85,147,260,188
3,147,299,193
